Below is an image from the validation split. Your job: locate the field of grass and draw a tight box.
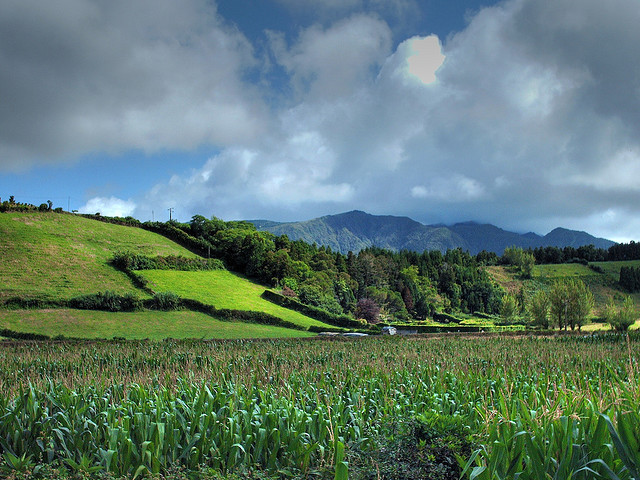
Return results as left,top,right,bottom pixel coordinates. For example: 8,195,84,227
142,270,335,330
0,335,638,479
0,212,196,301
0,309,314,340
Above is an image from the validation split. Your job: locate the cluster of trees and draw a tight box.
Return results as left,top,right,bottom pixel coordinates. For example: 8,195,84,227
501,246,535,278
603,297,636,331
531,242,640,264
0,196,61,213
145,215,506,324
521,279,595,331
619,266,640,293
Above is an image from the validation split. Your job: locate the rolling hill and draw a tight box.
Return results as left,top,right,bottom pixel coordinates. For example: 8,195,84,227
251,210,615,254
0,211,322,339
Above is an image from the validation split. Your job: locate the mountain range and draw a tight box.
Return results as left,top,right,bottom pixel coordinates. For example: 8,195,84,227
250,210,616,255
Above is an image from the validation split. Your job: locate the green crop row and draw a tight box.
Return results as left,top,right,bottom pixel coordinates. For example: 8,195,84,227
0,335,638,479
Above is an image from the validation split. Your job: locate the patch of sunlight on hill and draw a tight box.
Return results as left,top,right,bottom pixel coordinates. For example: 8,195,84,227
141,270,334,330
0,212,196,301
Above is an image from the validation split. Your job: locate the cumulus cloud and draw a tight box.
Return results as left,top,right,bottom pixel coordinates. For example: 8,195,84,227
79,197,136,217
140,0,640,242
0,0,266,171
7,0,640,241
404,36,445,85
269,14,392,99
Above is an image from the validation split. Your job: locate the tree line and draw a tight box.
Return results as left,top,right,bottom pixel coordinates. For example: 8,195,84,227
3,200,638,329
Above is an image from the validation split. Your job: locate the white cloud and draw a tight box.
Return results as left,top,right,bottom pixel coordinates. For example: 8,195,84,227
141,0,640,242
405,36,445,85
79,197,136,217
411,176,486,202
270,14,392,99
10,0,640,240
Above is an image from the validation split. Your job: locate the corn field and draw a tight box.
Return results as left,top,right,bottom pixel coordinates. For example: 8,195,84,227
0,334,638,479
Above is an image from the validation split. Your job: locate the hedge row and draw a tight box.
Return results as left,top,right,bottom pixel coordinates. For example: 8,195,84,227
261,290,366,329
180,298,305,331
142,222,213,258
390,324,526,333
0,297,67,309
0,328,50,341
432,312,463,324
112,252,224,272
68,291,182,312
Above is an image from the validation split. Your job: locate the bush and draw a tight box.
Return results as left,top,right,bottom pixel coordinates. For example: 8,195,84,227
112,252,225,272
433,312,463,324
0,328,50,341
69,291,142,312
604,296,637,332
149,291,181,311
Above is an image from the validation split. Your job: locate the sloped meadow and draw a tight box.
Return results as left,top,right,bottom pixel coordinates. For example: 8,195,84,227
0,334,638,479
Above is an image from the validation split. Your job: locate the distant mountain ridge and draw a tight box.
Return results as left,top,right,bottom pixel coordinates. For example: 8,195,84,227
250,210,615,255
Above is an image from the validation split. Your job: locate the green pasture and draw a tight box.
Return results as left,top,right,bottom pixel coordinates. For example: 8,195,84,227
0,309,314,340
141,270,334,330
0,212,196,301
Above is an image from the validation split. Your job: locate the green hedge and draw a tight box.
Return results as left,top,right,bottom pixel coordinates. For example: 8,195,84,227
432,312,463,324
261,290,366,329
0,297,67,309
112,252,224,272
180,298,306,331
391,324,526,333
69,291,143,312
0,328,51,341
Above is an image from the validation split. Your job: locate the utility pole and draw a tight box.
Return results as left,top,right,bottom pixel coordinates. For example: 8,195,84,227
168,207,174,222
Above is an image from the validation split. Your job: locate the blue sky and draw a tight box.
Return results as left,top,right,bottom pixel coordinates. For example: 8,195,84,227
2,0,640,242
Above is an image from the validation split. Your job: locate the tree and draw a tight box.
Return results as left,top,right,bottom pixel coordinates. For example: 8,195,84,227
549,280,569,330
566,279,594,331
521,252,535,278
528,290,550,328
604,296,637,332
548,279,594,331
354,298,381,324
500,294,518,323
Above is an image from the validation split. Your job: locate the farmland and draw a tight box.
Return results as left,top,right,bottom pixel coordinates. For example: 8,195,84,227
0,212,196,302
0,309,314,340
0,212,327,339
0,334,639,479
141,270,339,330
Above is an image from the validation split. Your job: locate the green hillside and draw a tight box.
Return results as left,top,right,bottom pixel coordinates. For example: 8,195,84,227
141,270,336,330
0,309,314,339
486,261,640,318
0,212,324,339
0,212,196,301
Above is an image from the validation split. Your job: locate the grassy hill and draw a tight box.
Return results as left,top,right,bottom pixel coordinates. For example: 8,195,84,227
0,212,197,301
0,309,315,339
141,270,336,330
0,212,323,339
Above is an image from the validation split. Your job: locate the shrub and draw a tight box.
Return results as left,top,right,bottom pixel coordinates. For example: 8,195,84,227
69,291,141,312
604,296,637,332
150,291,181,311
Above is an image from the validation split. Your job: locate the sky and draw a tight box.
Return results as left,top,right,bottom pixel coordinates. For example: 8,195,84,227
2,0,640,242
